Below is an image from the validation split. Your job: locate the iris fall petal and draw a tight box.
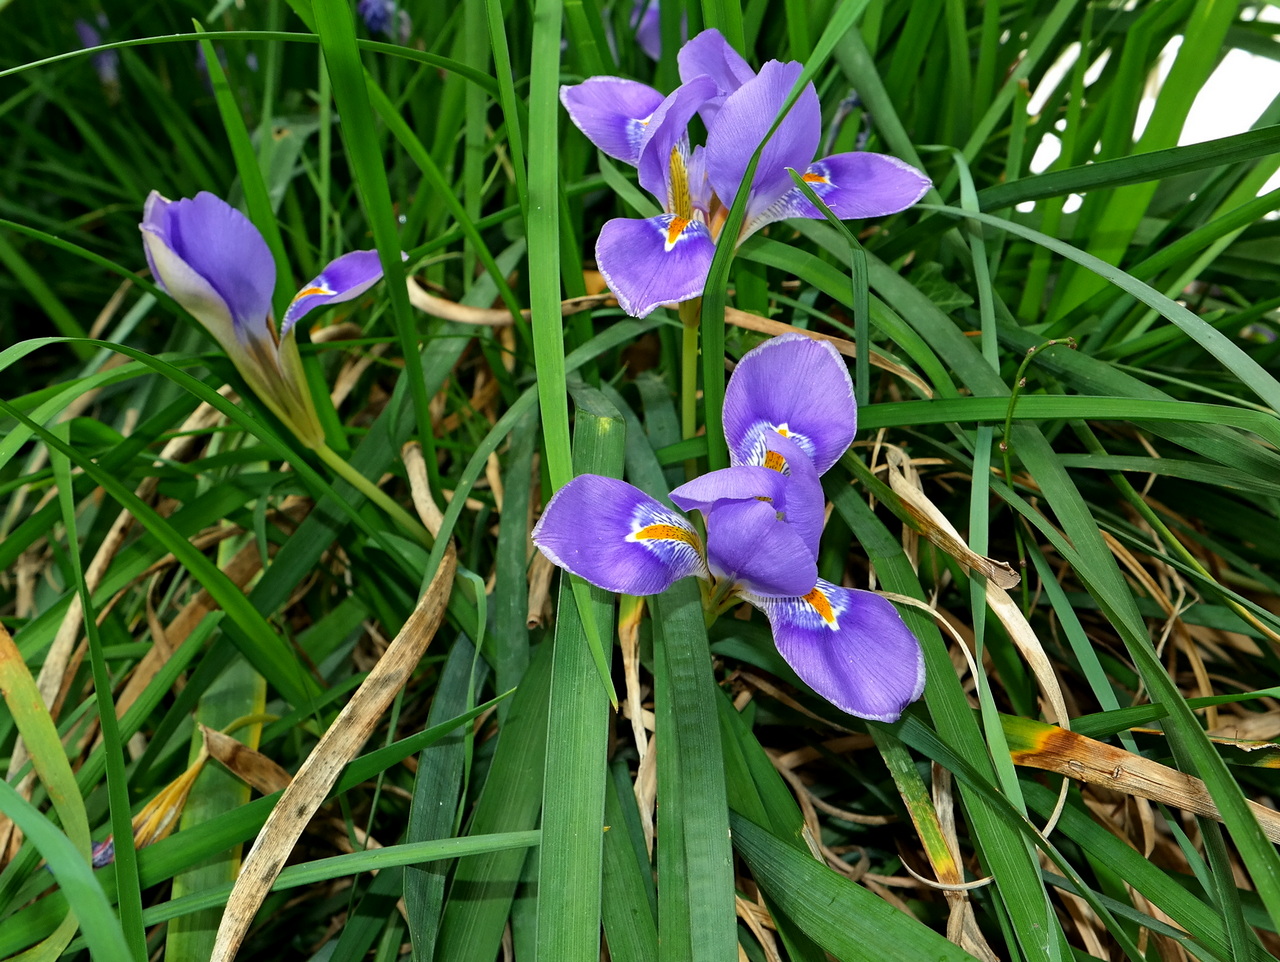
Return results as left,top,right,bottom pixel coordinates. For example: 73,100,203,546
747,581,926,721
560,78,666,167
766,153,932,227
596,214,715,318
282,250,388,337
531,475,707,595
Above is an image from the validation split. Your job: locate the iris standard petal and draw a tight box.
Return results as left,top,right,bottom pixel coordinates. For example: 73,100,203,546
747,581,925,721
755,153,931,233
596,214,715,318
281,250,386,337
635,75,717,201
704,60,820,227
677,28,755,125
140,191,275,334
531,475,707,595
705,499,817,597
560,78,666,167
723,332,856,475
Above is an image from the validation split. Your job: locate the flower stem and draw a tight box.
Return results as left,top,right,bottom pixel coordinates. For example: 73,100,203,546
314,443,433,547
678,298,703,478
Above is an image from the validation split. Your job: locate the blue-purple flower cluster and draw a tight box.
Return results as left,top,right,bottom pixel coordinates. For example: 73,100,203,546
533,334,925,721
560,29,930,317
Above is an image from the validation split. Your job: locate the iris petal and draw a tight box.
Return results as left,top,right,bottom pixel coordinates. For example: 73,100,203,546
532,475,707,595
704,60,820,228
596,214,715,318
140,191,275,335
745,581,925,721
281,250,389,337
677,28,756,126
560,78,666,167
704,499,817,597
748,153,931,237
724,333,856,476
635,75,717,201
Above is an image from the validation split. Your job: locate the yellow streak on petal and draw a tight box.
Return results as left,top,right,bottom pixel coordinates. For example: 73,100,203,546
764,450,786,472
664,217,692,252
802,172,829,184
292,285,335,302
633,523,701,550
803,586,838,627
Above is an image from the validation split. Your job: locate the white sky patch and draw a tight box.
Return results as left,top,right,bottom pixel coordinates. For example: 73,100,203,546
1021,10,1280,211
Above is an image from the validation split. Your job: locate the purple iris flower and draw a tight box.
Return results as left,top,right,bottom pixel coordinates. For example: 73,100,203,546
532,333,925,721
358,0,412,43
74,15,120,92
560,29,931,318
140,191,389,449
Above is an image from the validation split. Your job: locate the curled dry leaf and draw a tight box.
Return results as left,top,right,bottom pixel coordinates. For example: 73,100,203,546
882,446,1019,590
200,725,293,796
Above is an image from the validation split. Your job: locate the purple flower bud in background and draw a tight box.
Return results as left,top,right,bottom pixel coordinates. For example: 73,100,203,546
560,29,931,317
629,0,685,61
358,0,412,44
74,14,120,96
140,191,392,449
531,333,926,721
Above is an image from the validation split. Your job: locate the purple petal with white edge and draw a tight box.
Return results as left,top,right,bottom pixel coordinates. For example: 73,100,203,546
677,29,755,125
750,153,931,236
596,214,715,318
140,191,274,335
531,475,707,595
635,75,717,201
724,333,856,475
281,249,389,337
560,77,666,166
746,581,925,721
704,60,820,227
705,499,817,597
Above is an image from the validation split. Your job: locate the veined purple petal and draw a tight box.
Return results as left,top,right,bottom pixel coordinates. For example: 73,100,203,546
560,78,666,167
140,191,275,337
635,75,717,201
677,28,755,126
749,153,931,236
596,214,715,318
532,475,707,595
705,60,820,228
724,333,856,475
281,250,388,337
705,499,817,597
746,581,925,721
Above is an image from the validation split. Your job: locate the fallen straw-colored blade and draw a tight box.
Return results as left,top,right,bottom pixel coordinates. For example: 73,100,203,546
1005,715,1280,843
209,545,456,962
